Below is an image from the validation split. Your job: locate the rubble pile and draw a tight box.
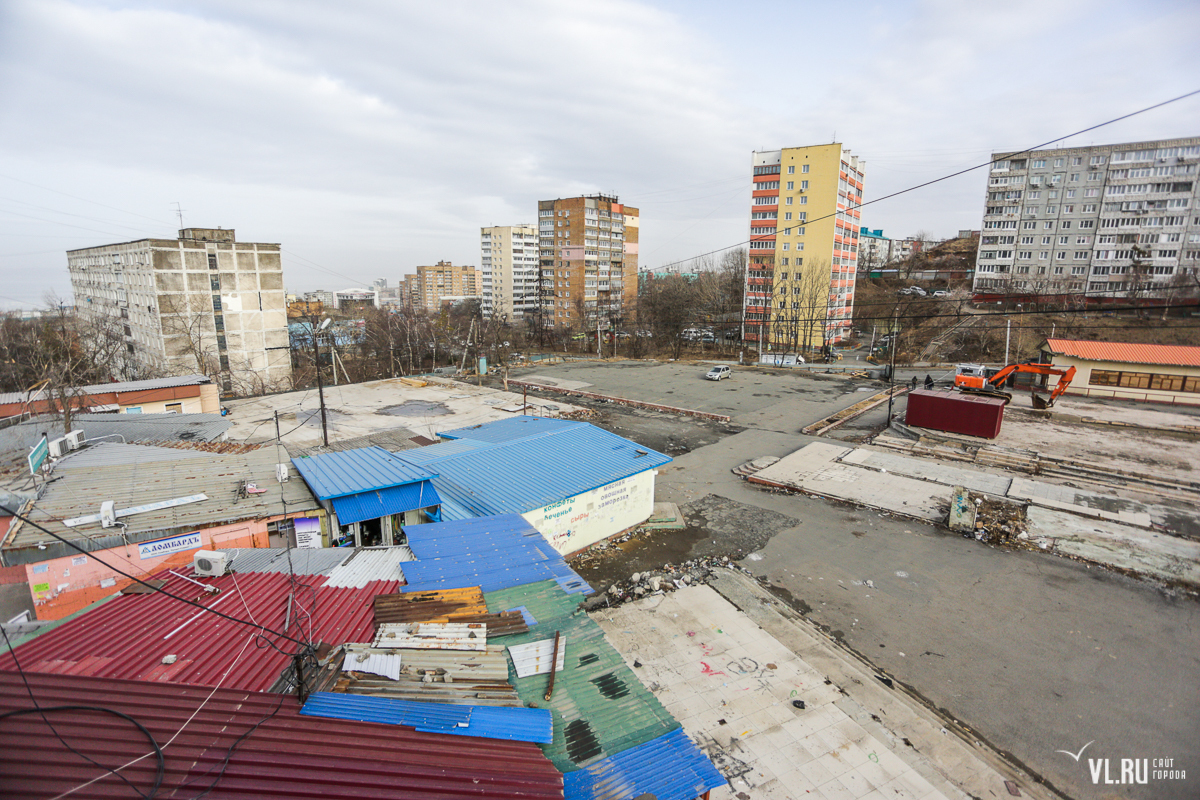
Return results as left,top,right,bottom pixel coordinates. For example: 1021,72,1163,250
969,497,1029,545
579,556,753,611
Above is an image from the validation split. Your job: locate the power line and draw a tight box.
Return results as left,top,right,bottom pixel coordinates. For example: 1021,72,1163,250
659,88,1200,270
0,506,307,649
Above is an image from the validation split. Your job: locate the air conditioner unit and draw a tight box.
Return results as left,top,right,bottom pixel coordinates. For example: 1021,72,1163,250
48,437,69,458
193,550,227,577
276,463,289,483
65,430,85,450
100,501,117,528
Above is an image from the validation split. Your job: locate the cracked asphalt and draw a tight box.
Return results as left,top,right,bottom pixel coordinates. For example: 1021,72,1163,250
526,360,1200,800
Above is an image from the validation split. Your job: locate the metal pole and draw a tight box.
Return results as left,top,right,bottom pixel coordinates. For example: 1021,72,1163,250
314,333,329,448
886,318,898,421
274,410,280,442
1004,318,1011,364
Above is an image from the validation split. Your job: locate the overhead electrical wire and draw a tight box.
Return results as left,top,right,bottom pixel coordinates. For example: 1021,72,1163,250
0,506,308,650
657,87,1200,271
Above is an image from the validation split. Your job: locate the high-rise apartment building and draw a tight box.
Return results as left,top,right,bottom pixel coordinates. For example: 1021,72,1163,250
480,225,539,319
744,144,863,350
537,195,638,327
973,137,1200,298
67,228,290,395
402,261,483,311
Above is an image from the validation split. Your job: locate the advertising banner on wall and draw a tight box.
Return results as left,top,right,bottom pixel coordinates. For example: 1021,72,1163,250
295,517,322,549
137,531,203,560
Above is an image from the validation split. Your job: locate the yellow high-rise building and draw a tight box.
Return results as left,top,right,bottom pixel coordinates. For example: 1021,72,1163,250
744,144,863,352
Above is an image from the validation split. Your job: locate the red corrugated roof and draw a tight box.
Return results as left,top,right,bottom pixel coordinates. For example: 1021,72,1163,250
1043,338,1200,368
0,571,396,692
0,670,563,799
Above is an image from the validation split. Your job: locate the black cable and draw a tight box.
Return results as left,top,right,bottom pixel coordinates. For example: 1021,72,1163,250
0,623,165,799
0,505,308,650
658,88,1200,270
175,692,288,800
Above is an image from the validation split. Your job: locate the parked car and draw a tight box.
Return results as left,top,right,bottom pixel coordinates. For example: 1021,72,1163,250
636,330,653,338
932,290,950,297
908,286,928,296
724,329,740,340
701,333,716,344
705,365,732,381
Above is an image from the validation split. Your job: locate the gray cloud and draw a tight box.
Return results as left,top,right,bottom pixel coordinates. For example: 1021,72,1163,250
0,0,1197,306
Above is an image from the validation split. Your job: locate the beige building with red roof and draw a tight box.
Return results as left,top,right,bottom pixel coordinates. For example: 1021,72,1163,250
1039,338,1200,405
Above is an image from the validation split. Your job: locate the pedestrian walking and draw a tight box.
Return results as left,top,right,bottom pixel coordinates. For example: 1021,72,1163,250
910,376,917,390
924,374,934,390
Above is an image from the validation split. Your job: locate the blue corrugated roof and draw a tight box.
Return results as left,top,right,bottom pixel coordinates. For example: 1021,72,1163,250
291,446,437,500
300,693,553,743
331,481,442,525
438,416,584,443
562,728,725,800
401,514,592,595
391,421,670,517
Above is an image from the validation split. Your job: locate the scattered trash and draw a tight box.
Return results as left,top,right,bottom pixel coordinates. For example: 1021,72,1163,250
161,655,177,665
876,675,894,689
791,700,806,709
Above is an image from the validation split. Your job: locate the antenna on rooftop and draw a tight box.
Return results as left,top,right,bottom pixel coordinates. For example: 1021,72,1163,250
173,202,185,230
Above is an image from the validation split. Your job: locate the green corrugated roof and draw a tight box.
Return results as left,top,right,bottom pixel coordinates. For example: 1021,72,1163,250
486,580,679,772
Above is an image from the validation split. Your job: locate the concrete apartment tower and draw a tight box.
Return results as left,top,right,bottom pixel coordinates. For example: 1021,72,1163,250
67,228,290,395
972,137,1200,299
480,224,540,319
537,195,639,328
403,261,483,311
744,144,863,351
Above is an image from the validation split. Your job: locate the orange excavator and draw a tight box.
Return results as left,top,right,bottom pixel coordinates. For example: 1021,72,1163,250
953,362,1076,408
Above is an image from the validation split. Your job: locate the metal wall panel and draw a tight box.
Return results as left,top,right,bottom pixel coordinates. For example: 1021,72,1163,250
905,389,1005,439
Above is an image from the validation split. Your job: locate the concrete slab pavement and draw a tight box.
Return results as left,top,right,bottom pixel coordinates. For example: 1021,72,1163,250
595,575,1051,800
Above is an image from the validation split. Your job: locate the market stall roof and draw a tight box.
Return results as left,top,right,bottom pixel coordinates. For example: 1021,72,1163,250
0,670,564,800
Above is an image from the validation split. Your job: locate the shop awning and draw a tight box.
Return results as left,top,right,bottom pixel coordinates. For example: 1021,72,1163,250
332,480,441,526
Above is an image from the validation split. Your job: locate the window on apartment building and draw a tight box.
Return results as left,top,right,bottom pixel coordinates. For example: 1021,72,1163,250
1044,222,1055,229
207,254,218,270
1053,158,1064,167
787,165,795,174
802,165,810,173
784,212,792,220
786,181,794,190
799,196,807,204
801,180,809,190
785,197,793,205
1023,221,1036,229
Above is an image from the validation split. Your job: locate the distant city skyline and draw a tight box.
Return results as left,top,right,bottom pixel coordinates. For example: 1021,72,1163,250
0,0,1197,308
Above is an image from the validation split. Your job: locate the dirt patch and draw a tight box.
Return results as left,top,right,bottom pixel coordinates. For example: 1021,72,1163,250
377,401,452,417
570,494,798,592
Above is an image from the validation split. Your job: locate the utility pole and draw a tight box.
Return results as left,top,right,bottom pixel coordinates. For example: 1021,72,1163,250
274,410,280,442
1004,318,1011,364
886,316,899,422
313,318,331,448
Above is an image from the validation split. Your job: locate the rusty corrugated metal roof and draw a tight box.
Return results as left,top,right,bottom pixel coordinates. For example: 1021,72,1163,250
1043,338,1200,367
0,670,564,800
0,570,396,692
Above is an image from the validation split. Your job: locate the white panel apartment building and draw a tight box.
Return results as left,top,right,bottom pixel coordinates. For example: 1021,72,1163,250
973,137,1200,299
480,225,540,319
67,228,291,396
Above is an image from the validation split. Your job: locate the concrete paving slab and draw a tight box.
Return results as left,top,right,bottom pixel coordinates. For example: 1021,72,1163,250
1025,507,1200,585
751,443,948,522
594,580,1040,800
842,448,1013,496
223,377,580,448
1009,477,1154,527
521,374,594,391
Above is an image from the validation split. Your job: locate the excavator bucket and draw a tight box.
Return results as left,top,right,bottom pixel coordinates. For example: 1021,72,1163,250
1031,393,1051,410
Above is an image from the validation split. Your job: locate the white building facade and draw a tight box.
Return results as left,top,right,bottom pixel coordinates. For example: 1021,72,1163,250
973,137,1200,299
480,225,540,319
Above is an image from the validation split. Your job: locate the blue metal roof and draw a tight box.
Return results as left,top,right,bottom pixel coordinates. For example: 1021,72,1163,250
291,446,437,500
300,693,553,743
401,514,592,595
331,481,442,525
562,728,725,800
438,416,584,444
391,422,670,518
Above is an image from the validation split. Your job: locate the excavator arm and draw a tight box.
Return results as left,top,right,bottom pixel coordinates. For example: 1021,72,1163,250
956,362,1076,407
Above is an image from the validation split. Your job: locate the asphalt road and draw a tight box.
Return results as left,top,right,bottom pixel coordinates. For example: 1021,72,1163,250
523,360,1200,800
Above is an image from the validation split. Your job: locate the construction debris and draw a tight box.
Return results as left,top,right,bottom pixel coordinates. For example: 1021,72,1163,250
578,555,756,610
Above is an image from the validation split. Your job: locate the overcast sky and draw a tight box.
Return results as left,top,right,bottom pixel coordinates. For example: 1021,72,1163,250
1,0,1197,308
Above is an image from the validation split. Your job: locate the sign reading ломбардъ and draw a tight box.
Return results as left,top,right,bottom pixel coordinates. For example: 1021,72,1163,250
137,531,203,560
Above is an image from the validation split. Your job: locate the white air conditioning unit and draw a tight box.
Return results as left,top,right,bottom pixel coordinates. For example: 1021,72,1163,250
65,430,86,450
100,501,117,528
48,437,69,458
276,463,289,483
193,550,227,577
